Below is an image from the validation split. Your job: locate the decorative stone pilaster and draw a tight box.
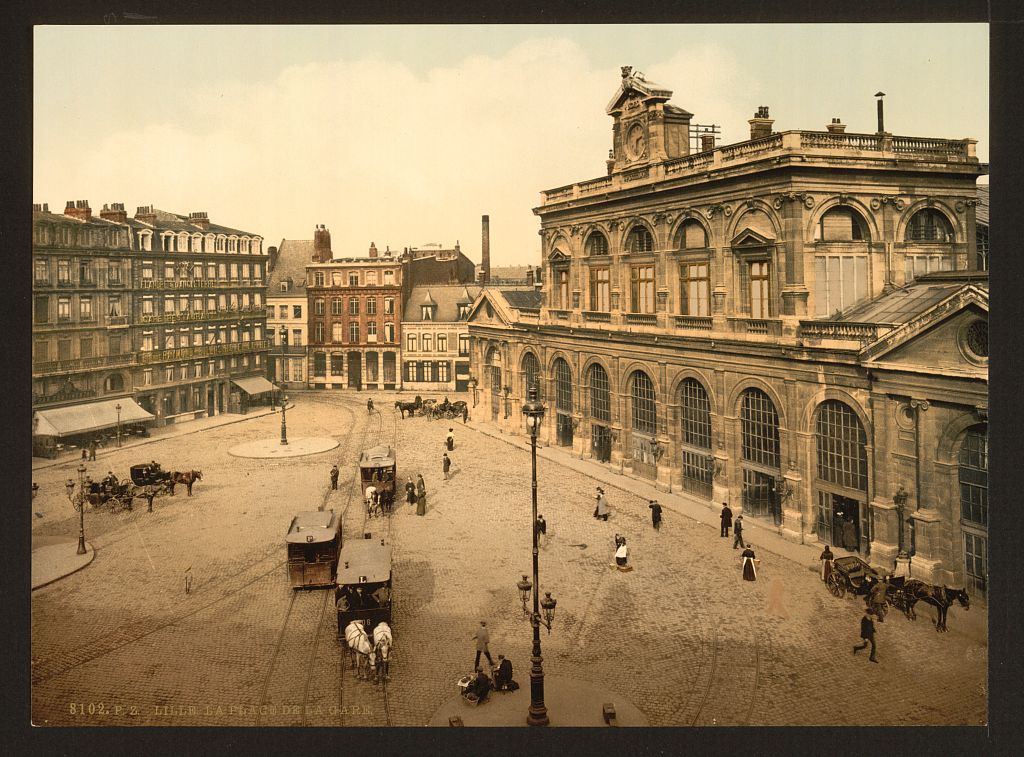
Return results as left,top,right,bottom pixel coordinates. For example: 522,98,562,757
779,468,804,543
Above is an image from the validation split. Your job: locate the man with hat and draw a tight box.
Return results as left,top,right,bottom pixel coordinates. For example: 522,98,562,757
648,500,663,530
472,620,494,669
733,514,745,549
720,502,733,538
594,487,609,521
329,464,339,490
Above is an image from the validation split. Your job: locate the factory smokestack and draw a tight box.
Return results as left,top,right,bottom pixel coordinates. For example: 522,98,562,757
481,215,490,285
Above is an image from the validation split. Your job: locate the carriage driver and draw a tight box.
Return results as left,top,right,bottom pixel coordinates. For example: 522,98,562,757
867,574,890,621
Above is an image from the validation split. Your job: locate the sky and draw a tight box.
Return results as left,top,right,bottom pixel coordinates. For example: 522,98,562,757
34,24,988,268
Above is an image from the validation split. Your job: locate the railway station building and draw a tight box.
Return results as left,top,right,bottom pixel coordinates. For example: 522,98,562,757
467,67,988,595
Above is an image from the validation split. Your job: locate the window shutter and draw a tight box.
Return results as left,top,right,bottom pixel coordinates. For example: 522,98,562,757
738,262,750,314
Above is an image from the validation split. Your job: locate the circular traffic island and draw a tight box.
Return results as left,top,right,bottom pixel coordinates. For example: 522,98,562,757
228,437,339,459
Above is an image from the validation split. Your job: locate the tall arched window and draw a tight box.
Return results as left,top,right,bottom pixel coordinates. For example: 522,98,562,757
959,424,987,594
676,220,708,249
627,225,655,254
906,208,954,242
679,378,713,498
630,370,658,479
554,359,572,413
740,388,781,523
522,352,541,399
486,347,502,421
813,400,868,551
588,364,610,422
585,232,609,256
104,374,125,392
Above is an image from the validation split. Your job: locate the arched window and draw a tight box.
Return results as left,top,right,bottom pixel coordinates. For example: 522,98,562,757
676,220,708,249
815,400,867,491
959,424,987,593
585,232,609,256
816,206,870,242
740,388,779,468
588,364,610,422
679,378,713,498
103,374,125,392
522,352,541,399
554,358,572,413
631,370,656,434
627,225,655,254
907,208,954,242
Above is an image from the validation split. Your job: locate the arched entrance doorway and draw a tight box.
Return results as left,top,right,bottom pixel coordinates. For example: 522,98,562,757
553,358,573,447
588,364,611,462
740,388,781,524
486,347,502,421
813,400,869,553
679,378,713,499
630,370,658,479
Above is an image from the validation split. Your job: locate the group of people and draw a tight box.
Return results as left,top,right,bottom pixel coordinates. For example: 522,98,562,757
817,544,886,663
404,474,427,516
336,583,390,612
718,502,758,581
463,620,518,704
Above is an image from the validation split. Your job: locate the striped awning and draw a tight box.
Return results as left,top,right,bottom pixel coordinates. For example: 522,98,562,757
231,375,276,395
33,398,155,437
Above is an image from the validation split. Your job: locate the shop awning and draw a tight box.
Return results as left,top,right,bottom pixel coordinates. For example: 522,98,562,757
33,398,155,438
232,376,276,395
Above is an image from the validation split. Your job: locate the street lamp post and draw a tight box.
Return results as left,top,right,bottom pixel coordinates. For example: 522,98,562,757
280,394,289,445
520,387,557,726
115,402,122,448
66,463,88,555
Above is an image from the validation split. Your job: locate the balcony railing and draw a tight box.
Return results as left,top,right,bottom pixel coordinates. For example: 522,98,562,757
138,307,267,325
33,352,139,376
549,309,570,320
728,317,783,337
798,320,883,344
107,315,129,326
139,279,264,290
139,339,271,364
673,315,713,331
582,310,611,323
624,313,657,326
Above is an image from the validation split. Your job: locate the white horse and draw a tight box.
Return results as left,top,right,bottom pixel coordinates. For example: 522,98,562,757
344,620,374,680
372,622,393,683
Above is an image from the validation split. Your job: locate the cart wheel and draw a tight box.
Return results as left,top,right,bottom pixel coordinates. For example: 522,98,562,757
827,575,846,598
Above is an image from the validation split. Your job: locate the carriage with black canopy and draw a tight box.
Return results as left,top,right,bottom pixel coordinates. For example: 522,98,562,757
335,536,393,640
359,445,396,516
129,462,173,493
285,510,341,589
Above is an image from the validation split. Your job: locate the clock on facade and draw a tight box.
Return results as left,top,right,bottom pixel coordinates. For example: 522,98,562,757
625,122,647,160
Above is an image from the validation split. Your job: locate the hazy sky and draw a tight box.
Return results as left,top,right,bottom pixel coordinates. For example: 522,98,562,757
34,24,988,267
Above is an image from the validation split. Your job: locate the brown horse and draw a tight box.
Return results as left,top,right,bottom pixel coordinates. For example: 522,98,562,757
172,470,203,496
901,580,970,632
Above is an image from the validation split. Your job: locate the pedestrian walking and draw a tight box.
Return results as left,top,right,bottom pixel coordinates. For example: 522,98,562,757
852,609,879,662
741,544,758,581
648,500,663,530
405,477,416,507
416,474,427,516
330,464,339,490
88,439,97,461
819,545,835,583
594,487,609,520
144,485,156,513
535,514,547,546
720,502,733,537
865,574,890,622
462,405,469,424
442,453,451,480
473,620,495,669
732,514,745,549
446,428,455,451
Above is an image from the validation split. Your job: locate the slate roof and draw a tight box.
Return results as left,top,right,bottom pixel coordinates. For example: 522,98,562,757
976,185,989,226
500,288,543,310
404,284,482,322
489,265,531,281
837,272,988,326
267,239,313,292
131,207,259,237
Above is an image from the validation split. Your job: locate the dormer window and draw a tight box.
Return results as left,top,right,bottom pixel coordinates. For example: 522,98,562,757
422,305,435,321
458,304,471,319
280,281,289,292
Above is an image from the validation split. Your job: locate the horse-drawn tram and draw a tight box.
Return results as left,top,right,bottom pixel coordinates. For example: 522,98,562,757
359,445,397,516
285,510,341,589
335,536,393,639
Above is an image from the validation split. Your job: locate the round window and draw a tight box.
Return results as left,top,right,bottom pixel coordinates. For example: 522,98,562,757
963,320,988,360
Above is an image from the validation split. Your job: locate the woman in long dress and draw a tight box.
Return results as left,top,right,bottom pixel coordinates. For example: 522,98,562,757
741,546,757,581
819,545,834,582
415,474,427,516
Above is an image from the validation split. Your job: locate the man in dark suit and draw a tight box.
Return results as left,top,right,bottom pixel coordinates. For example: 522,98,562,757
494,654,514,691
732,514,745,549
853,610,878,662
329,465,339,490
720,503,733,537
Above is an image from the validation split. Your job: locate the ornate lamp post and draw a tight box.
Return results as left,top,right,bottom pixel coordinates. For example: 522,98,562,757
65,463,88,555
115,402,122,447
520,387,557,726
280,394,290,445
893,485,909,559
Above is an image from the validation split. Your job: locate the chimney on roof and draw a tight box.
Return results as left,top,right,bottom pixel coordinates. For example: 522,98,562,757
875,92,886,134
748,106,774,140
701,133,716,152
135,205,156,224
267,246,279,271
526,265,534,287
100,202,128,223
64,199,92,221
189,211,211,230
481,215,490,285
826,117,847,134
368,242,378,258
33,203,50,213
313,224,332,263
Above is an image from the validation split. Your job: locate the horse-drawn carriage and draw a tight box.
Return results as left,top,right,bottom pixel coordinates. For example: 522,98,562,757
130,463,173,492
428,397,467,421
336,536,393,681
82,477,135,510
826,555,883,600
285,510,341,589
359,445,396,517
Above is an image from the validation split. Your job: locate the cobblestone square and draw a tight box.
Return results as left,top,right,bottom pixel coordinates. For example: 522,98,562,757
31,393,986,727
